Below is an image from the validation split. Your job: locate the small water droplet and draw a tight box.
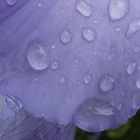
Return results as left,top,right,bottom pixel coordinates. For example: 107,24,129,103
59,76,66,84
99,74,115,93
51,43,56,49
60,29,72,44
0,60,6,82
76,0,93,17
6,0,16,5
38,2,42,8
51,60,59,70
108,0,129,21
121,92,125,96
114,26,121,33
136,78,140,89
82,27,97,42
126,18,140,38
27,41,50,71
127,62,136,74
83,73,92,85
117,104,122,110
5,95,22,112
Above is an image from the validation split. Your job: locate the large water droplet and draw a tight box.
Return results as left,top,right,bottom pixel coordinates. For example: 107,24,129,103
82,27,97,42
60,29,72,44
83,73,92,85
27,41,50,71
99,74,115,93
126,19,140,38
73,97,122,132
76,0,93,17
6,0,16,5
126,62,136,75
108,0,129,21
5,95,22,112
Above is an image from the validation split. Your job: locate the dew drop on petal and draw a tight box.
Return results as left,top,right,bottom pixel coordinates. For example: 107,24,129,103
73,97,122,132
117,104,122,110
59,76,66,84
136,78,140,89
82,27,97,42
99,74,115,93
27,41,50,71
83,73,92,85
114,26,121,33
126,62,136,75
0,60,6,82
76,0,93,17
51,60,59,70
126,18,140,38
5,95,22,112
6,0,16,5
60,29,72,44
108,0,129,21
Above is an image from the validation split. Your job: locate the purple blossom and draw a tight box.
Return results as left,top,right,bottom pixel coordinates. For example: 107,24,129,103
0,0,140,139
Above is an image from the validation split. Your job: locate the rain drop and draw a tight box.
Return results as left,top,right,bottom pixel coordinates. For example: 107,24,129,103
108,0,129,21
6,0,16,5
136,78,140,89
82,27,97,42
59,76,66,84
126,62,136,75
99,74,115,93
27,41,50,71
126,18,140,38
76,0,93,17
51,60,59,70
60,29,72,44
0,60,6,82
5,95,22,112
83,73,92,85
117,104,122,110
114,26,121,33
73,97,119,132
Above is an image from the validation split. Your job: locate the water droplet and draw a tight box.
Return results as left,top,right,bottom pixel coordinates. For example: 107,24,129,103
82,27,97,42
38,2,42,8
60,29,72,44
5,95,22,112
59,76,66,84
99,74,115,93
117,104,122,110
83,73,92,85
0,60,6,82
51,60,59,70
126,62,136,74
108,0,129,21
76,0,93,17
126,19,140,38
114,26,121,33
136,78,140,89
73,97,120,132
132,93,140,110
121,92,125,96
27,41,50,71
6,0,16,5
51,43,56,49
